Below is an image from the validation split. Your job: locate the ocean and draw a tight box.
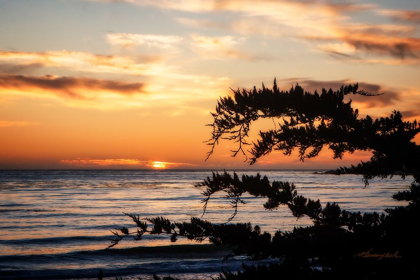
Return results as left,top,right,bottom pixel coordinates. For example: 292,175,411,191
0,170,411,279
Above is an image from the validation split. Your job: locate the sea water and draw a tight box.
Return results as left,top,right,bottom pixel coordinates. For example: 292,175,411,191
0,170,411,279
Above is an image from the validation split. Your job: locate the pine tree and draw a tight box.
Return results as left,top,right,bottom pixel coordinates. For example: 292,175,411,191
111,80,420,279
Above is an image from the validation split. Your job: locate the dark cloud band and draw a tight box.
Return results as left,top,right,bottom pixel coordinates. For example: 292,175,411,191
0,74,145,99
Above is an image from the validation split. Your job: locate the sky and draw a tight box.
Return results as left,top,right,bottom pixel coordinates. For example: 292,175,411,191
0,0,419,170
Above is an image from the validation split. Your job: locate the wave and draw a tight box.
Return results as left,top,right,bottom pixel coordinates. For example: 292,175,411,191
0,243,279,280
0,243,229,259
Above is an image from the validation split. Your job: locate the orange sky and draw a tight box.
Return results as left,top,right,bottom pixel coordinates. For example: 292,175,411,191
0,0,419,169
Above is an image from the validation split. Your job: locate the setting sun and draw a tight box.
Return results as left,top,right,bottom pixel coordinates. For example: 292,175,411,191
152,161,166,169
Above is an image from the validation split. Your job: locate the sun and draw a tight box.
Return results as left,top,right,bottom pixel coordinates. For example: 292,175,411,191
152,161,166,169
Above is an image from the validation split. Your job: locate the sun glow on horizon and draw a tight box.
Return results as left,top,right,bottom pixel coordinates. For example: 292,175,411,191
152,161,166,169
58,159,186,169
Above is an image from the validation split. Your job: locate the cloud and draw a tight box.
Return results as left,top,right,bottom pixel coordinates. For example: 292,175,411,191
86,0,216,12
0,74,145,99
106,33,183,49
60,158,194,168
175,17,229,30
0,50,232,111
191,35,253,60
88,0,374,15
0,50,160,75
379,10,420,24
0,121,39,128
0,50,215,82
90,0,420,64
325,1,376,14
343,35,420,60
87,0,363,38
312,25,420,63
318,48,420,66
303,12,420,62
281,78,401,108
0,50,176,78
401,109,420,119
0,63,44,74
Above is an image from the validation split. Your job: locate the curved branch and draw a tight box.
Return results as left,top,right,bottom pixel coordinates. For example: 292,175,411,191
205,80,420,179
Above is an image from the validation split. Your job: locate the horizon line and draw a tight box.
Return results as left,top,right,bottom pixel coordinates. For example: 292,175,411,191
0,168,331,171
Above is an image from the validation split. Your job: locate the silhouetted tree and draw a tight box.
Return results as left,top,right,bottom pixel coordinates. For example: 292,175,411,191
111,80,420,279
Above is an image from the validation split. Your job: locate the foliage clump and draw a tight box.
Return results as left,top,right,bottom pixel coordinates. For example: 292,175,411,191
110,80,420,279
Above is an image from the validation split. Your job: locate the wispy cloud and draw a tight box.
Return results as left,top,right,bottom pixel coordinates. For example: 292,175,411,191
324,1,375,14
191,35,254,60
401,108,420,119
86,0,216,12
106,32,259,61
379,9,420,24
0,63,44,74
0,50,231,111
303,22,420,63
90,0,420,64
0,50,225,82
106,33,183,49
88,0,373,15
342,34,420,60
175,17,228,30
0,50,162,76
